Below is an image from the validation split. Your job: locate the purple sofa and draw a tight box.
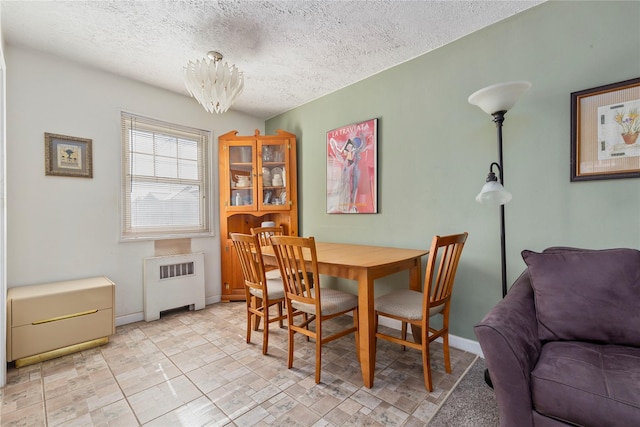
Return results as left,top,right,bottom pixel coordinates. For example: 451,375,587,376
474,247,640,426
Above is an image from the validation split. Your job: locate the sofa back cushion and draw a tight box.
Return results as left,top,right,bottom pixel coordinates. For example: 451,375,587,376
521,248,640,346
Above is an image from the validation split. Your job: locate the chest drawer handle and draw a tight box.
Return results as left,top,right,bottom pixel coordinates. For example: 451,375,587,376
32,309,99,325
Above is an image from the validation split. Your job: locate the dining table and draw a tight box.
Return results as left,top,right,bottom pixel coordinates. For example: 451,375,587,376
262,240,428,388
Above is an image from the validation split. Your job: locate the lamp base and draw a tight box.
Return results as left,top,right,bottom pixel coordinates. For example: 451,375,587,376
484,368,494,389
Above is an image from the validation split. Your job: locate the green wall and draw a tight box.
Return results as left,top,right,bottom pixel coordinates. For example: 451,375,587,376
266,1,640,341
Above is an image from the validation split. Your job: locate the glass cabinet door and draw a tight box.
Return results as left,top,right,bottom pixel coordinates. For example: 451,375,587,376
258,141,289,210
228,143,255,210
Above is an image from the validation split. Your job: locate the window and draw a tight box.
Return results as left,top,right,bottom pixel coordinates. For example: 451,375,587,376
121,112,212,240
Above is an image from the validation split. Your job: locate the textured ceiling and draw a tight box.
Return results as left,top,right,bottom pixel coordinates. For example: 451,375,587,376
1,1,543,119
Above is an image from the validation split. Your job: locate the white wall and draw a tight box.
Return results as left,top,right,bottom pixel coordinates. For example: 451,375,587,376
5,46,263,325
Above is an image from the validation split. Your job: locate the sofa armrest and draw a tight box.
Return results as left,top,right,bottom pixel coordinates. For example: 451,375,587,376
474,270,542,427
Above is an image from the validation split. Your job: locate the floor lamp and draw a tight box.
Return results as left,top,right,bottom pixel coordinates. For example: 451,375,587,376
468,80,531,387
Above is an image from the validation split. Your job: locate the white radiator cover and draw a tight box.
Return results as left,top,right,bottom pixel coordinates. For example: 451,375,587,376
143,252,205,321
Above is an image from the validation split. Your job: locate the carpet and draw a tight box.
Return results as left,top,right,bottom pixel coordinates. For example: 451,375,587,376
429,357,500,426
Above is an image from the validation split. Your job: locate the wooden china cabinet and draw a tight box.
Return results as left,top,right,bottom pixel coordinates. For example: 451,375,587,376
218,129,298,301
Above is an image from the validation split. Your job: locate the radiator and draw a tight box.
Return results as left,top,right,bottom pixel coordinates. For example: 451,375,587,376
143,252,205,321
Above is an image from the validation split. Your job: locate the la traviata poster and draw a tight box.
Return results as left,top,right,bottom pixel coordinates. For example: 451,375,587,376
326,119,377,214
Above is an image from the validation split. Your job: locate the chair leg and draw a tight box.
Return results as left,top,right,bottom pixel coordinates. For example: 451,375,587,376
442,332,451,373
354,307,360,363
401,322,407,351
287,318,295,369
278,301,284,328
304,313,310,342
246,302,252,344
422,346,433,392
253,297,262,331
315,327,322,384
262,303,270,355
373,312,378,369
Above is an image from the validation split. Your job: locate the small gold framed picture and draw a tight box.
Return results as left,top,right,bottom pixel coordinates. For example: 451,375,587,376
44,132,93,178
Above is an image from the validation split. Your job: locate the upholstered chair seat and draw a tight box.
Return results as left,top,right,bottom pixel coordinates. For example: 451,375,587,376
375,289,444,320
292,288,358,316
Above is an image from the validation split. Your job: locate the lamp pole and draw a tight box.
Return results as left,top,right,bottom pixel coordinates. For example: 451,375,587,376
493,111,508,298
482,111,509,388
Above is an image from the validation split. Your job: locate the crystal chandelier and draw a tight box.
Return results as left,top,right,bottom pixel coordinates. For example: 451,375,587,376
183,51,244,114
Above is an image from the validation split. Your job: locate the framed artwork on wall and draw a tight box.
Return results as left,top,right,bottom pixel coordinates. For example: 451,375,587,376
44,132,93,178
326,118,377,214
570,77,640,181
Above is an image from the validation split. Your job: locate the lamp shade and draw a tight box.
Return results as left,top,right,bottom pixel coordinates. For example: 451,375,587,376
468,81,531,115
476,181,512,205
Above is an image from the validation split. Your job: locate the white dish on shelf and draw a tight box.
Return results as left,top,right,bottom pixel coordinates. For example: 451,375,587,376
271,167,283,178
235,175,251,187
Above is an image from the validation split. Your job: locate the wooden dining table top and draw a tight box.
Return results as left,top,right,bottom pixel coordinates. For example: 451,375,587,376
262,240,428,268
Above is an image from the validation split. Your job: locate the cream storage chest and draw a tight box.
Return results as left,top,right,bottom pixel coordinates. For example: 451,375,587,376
7,276,115,367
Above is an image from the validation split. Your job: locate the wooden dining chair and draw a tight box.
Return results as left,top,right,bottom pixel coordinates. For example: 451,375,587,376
250,226,284,279
269,235,359,384
374,232,468,391
230,232,287,355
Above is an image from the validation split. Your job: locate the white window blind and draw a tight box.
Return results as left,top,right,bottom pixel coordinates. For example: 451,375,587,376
121,112,211,240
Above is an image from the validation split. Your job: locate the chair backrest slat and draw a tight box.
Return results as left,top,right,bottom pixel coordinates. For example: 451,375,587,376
424,233,468,311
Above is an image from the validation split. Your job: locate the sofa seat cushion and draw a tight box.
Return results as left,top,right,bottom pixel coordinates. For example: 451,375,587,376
522,248,640,346
531,341,640,426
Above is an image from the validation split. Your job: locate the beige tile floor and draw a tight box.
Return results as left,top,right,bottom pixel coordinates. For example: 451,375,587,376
1,302,476,426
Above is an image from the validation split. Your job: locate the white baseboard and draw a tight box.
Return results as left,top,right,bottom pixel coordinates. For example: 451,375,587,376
116,295,222,327
206,295,221,305
116,312,143,326
448,334,483,357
